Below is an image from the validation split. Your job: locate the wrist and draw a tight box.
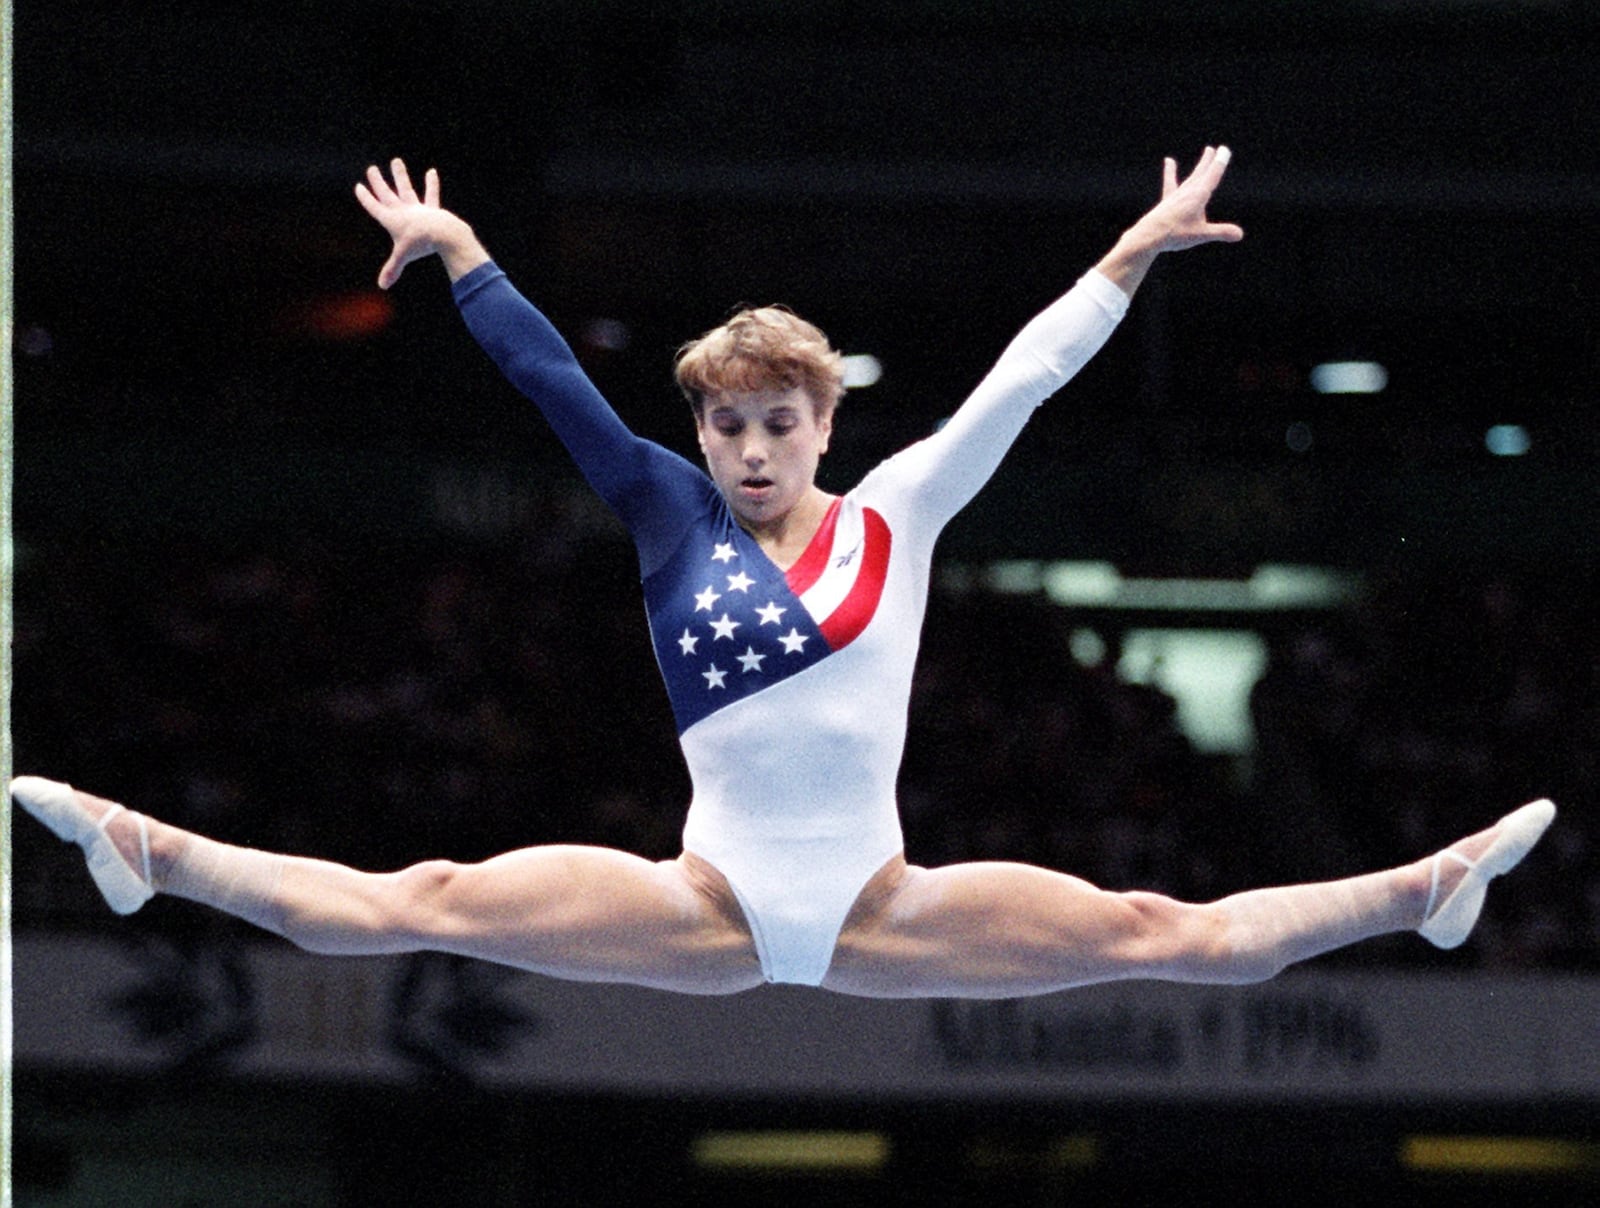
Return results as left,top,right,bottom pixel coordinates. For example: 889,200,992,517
435,215,491,282
1094,227,1162,298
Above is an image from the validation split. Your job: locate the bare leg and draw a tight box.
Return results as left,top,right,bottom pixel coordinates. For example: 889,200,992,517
823,802,1554,999
264,846,764,993
11,778,764,995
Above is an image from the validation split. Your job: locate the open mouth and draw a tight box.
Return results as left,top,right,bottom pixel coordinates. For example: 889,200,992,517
740,476,774,495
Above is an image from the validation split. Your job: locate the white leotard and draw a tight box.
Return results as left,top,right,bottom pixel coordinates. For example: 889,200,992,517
456,265,1129,983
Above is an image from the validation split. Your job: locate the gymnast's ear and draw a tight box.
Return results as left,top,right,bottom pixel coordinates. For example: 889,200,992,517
813,397,834,456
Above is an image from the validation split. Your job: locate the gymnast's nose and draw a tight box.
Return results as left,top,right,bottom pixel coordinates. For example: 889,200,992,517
740,436,769,468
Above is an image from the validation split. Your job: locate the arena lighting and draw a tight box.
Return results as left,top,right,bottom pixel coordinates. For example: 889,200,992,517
1401,1135,1600,1174
975,561,1361,612
1069,627,1109,666
580,317,631,352
691,1130,890,1173
841,353,883,388
1310,360,1388,394
1485,423,1531,456
966,1133,1101,1173
1118,628,1267,754
286,290,396,341
971,563,1361,754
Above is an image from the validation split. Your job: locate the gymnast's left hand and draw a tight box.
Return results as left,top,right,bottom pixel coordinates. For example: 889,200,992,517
1095,145,1243,296
355,158,489,288
1137,144,1245,253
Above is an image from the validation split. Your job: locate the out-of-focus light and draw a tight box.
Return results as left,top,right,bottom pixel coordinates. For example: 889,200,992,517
1285,421,1314,453
841,354,882,389
1069,627,1107,667
1310,361,1388,394
1401,1135,1600,1174
1035,561,1119,604
1118,628,1268,754
581,317,632,352
291,291,396,341
692,1131,890,1172
17,324,54,357
1485,424,1530,457
1025,561,1359,611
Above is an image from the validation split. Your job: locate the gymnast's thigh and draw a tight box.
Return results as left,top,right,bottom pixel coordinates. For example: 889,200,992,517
821,858,1201,999
416,845,765,995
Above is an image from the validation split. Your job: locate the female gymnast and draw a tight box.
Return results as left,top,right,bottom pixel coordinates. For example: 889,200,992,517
11,147,1554,998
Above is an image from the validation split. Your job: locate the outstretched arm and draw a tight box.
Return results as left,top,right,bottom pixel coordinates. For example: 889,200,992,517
353,158,637,478
355,158,709,569
354,158,491,288
880,146,1242,527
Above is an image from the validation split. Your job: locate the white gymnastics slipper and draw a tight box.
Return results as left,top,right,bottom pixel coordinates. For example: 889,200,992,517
11,776,154,915
1419,798,1555,950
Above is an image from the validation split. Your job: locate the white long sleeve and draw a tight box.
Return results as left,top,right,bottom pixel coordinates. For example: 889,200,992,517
866,269,1129,539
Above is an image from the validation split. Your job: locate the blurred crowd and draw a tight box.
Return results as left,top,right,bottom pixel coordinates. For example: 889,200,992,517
11,525,1596,971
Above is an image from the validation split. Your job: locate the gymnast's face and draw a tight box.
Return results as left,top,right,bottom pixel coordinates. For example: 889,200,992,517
696,386,832,535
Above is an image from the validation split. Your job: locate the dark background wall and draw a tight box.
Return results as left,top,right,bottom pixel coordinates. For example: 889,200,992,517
14,1,1600,570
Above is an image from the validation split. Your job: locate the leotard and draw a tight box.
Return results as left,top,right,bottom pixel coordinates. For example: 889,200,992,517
454,264,1128,984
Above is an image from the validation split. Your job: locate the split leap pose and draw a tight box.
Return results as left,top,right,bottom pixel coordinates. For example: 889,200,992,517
11,147,1555,998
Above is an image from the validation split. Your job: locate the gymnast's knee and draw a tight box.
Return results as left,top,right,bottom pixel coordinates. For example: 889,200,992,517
387,859,470,938
285,859,466,955
1111,892,1264,982
1163,896,1284,984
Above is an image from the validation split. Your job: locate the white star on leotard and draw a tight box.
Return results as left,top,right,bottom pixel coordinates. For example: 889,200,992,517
694,585,721,612
726,571,755,593
703,664,728,689
736,646,766,673
755,601,786,626
710,613,741,641
778,628,809,654
711,543,737,563
677,629,699,656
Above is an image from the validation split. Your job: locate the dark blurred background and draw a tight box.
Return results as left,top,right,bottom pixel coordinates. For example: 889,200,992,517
9,1,1600,1203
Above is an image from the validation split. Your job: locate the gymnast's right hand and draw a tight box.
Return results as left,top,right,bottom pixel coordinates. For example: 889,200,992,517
355,158,489,289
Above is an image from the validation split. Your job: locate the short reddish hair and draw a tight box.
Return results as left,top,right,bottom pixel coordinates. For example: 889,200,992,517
674,306,845,419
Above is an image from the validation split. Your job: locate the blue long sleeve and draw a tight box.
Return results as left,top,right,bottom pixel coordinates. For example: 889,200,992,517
452,263,715,571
